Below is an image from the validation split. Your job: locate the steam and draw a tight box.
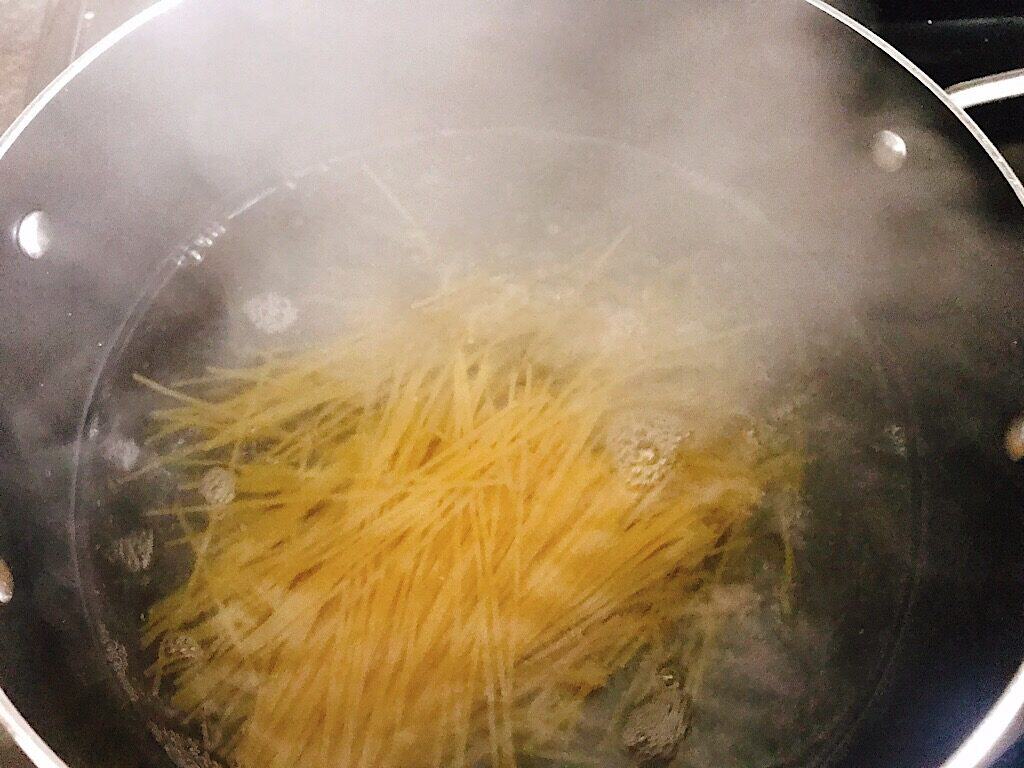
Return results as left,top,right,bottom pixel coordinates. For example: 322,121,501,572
193,4,1020,765
188,0,1008,368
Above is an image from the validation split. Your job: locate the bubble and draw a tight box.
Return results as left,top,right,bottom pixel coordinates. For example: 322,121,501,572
244,291,298,334
99,629,138,702
149,723,223,768
659,666,680,687
622,684,692,762
106,529,154,574
102,435,141,471
160,634,203,663
884,423,908,457
606,411,686,489
200,467,237,507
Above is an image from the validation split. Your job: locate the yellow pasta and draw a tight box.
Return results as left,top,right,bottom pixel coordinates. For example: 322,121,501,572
138,269,802,768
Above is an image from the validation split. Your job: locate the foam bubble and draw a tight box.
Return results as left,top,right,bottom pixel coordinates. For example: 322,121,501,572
244,291,298,334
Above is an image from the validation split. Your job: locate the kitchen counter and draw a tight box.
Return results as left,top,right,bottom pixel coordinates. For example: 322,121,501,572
0,0,47,129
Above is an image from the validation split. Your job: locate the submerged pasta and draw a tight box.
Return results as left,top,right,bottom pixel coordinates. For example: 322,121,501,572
138,269,802,768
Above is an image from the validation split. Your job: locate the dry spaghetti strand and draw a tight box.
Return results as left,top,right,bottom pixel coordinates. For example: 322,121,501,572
140,272,802,768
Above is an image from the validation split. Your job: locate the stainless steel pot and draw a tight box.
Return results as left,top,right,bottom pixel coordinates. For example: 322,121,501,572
3,2,1024,767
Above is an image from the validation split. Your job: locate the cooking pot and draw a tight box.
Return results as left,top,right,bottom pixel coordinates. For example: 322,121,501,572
3,2,1024,767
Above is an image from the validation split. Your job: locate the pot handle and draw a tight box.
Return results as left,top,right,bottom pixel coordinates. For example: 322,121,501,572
948,68,1024,109
0,558,11,604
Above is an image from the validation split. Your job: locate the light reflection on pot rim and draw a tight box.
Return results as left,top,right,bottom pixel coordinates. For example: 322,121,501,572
0,687,68,768
0,2,1022,768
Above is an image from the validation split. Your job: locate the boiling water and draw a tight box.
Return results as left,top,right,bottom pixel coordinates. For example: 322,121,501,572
73,131,922,768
